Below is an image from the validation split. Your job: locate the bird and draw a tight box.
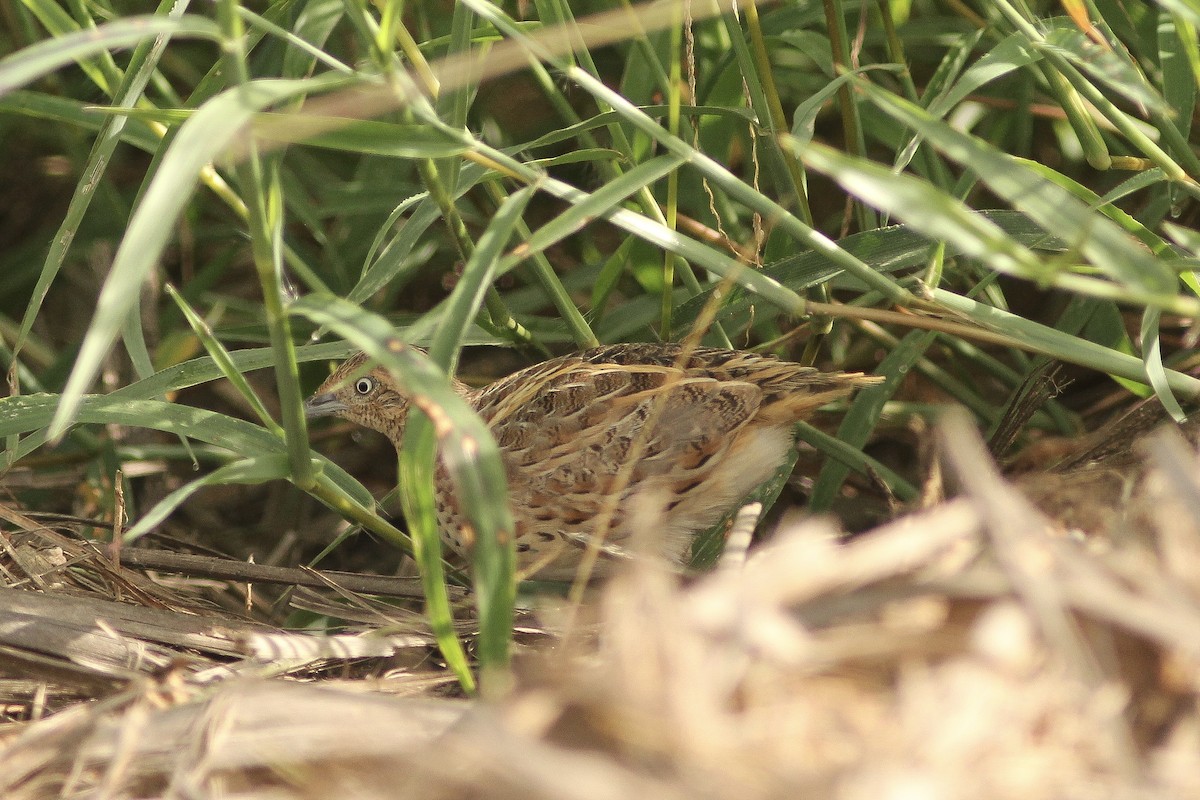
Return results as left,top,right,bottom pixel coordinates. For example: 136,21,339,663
305,343,878,581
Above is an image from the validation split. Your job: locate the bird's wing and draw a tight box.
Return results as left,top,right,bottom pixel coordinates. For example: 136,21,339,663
474,360,763,531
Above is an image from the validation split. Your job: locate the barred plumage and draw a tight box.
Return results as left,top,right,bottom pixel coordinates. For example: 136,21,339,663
306,343,877,580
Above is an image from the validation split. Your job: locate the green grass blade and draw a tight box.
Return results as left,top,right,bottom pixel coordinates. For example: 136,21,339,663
0,15,220,98
0,392,366,504
14,0,194,364
289,294,516,690
50,77,334,441
933,289,1200,399
251,115,469,158
672,211,1068,328
810,329,934,512
1140,308,1186,421
430,185,536,370
397,413,475,694
493,155,685,279
164,284,279,433
1043,19,1171,114
791,137,1184,308
0,91,159,151
804,82,1180,293
123,455,293,542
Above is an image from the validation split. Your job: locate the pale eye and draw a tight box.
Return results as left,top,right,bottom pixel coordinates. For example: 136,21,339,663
354,377,375,395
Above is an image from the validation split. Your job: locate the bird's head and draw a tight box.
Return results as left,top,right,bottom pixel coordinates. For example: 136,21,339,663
304,352,413,440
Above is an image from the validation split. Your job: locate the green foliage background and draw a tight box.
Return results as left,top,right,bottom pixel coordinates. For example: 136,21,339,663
2,0,1200,690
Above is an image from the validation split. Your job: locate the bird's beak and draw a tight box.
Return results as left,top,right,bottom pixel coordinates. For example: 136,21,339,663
304,392,346,419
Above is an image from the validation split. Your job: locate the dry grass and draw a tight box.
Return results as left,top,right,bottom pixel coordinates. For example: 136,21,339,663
2,413,1200,799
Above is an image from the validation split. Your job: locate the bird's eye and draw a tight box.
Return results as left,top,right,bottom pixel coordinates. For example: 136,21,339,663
354,377,375,395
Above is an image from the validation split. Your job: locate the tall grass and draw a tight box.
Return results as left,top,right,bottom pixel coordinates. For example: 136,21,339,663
1,0,1198,691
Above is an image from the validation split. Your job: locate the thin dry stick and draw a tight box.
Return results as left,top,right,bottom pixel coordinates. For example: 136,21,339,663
105,546,432,599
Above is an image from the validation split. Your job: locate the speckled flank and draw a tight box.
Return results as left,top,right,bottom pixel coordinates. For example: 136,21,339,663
306,344,878,580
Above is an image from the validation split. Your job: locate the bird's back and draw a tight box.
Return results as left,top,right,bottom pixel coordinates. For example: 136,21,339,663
438,344,876,579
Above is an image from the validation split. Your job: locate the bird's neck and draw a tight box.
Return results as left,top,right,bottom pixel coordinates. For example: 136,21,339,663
379,377,473,452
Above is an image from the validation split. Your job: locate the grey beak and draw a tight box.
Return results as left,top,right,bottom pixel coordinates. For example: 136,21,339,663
304,392,347,419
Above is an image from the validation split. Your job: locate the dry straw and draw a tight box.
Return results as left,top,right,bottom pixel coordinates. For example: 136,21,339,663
2,412,1200,798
